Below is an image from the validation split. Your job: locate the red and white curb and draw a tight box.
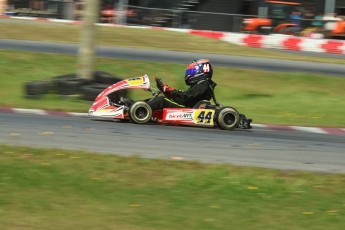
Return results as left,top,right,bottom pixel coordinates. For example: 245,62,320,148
0,107,87,117
2,15,345,55
1,107,344,135
253,124,345,135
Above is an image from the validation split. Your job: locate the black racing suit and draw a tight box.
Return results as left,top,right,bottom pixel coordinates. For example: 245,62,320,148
148,79,217,110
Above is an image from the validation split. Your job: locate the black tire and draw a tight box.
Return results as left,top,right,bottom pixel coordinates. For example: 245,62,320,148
129,101,152,124
55,78,90,95
93,71,123,85
24,81,52,98
92,71,127,101
51,73,77,82
80,83,109,101
215,107,240,130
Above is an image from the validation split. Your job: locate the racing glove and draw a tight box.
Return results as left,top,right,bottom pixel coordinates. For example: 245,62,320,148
155,77,174,98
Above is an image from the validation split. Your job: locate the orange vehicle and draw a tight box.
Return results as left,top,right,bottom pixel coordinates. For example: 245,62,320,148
324,19,345,39
242,0,303,35
332,20,345,36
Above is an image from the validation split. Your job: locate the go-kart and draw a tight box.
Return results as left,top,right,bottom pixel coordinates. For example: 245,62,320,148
88,74,252,130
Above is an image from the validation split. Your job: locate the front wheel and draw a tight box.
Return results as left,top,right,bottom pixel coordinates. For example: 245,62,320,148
215,107,240,130
129,101,152,124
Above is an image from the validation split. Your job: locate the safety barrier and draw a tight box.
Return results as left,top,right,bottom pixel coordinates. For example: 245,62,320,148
1,15,345,55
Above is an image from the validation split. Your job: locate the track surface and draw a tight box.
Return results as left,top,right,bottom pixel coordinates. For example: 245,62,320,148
1,112,344,173
1,38,344,173
1,39,345,76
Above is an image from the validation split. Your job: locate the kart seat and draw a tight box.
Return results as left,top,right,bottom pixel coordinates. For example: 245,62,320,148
193,100,211,109
121,98,134,107
111,97,134,107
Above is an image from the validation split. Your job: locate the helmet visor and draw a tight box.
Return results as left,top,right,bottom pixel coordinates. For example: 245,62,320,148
185,67,196,77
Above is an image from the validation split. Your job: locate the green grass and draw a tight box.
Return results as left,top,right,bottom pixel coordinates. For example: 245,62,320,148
0,145,344,230
1,50,345,127
1,19,345,65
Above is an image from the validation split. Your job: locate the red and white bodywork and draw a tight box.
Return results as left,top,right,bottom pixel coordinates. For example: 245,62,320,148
89,75,150,119
88,75,251,130
88,74,216,127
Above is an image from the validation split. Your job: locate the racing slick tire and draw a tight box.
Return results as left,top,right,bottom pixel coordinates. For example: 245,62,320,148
129,101,152,124
215,107,240,130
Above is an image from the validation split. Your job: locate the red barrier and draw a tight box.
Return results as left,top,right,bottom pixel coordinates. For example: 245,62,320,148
282,37,302,51
242,34,263,48
190,30,225,40
321,40,344,54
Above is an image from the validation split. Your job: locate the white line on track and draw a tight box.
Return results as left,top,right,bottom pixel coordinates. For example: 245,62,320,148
13,108,47,116
291,126,328,134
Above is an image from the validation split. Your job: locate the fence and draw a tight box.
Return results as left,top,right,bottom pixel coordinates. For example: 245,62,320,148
126,5,254,32
6,0,75,19
4,2,256,33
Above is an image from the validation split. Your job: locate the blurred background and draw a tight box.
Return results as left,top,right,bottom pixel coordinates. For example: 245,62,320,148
1,0,345,35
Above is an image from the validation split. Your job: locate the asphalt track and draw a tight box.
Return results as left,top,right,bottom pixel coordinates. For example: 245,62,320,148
1,39,344,173
0,112,344,173
1,39,345,76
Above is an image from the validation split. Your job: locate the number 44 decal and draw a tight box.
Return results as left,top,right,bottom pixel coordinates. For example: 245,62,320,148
194,110,214,125
203,64,210,72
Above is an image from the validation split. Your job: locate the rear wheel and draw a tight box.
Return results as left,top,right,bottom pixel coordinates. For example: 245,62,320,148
129,101,152,124
215,107,240,130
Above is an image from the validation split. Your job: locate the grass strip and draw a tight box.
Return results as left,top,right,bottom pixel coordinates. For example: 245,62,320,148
0,145,344,230
1,50,345,127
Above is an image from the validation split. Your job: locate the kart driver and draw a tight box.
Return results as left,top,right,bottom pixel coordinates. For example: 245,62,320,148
149,59,217,110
